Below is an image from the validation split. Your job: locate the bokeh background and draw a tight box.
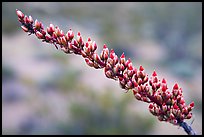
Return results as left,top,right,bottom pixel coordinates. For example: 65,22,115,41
2,2,202,135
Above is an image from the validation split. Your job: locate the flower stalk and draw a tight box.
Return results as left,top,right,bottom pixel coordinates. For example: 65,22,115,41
16,9,196,135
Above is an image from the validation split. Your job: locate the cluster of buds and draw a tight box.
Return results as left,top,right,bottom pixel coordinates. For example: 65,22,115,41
16,9,195,135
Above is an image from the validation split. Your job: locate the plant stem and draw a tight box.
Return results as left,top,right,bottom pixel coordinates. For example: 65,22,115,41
179,121,196,135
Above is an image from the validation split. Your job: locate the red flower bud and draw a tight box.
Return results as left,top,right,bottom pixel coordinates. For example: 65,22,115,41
186,113,192,119
55,27,61,37
77,32,83,45
52,32,58,39
170,113,175,119
68,42,73,50
143,76,148,83
61,36,67,46
113,63,120,74
110,49,115,60
105,69,114,79
137,78,143,85
179,97,185,104
173,83,179,90
93,53,100,62
24,16,30,24
81,50,87,58
190,102,194,108
139,65,144,71
67,29,74,40
91,41,97,52
73,39,78,47
28,15,33,24
36,31,44,39
142,96,150,103
173,103,179,109
49,24,55,32
162,78,166,84
41,29,46,36
56,37,62,45
125,58,131,68
149,103,154,109
126,80,133,89
152,70,157,77
161,83,167,92
162,103,167,112
120,52,126,65
119,63,125,72
21,25,28,32
34,19,41,30
134,92,141,100
16,9,24,19
85,58,94,67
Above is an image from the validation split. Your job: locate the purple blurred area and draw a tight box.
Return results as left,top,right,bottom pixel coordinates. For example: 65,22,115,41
2,2,202,135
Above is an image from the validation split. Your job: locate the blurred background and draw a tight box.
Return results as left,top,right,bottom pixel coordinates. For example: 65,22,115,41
2,2,202,135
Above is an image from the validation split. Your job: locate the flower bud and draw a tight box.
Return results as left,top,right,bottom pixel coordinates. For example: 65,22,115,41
68,29,74,40
120,52,126,65
34,19,41,30
77,32,83,45
139,65,144,71
73,39,79,48
137,78,143,85
55,27,61,37
28,15,33,24
162,103,167,112
85,58,94,67
93,63,100,69
49,24,55,32
41,29,46,36
56,37,62,45
190,102,194,108
24,16,30,24
61,36,67,46
21,25,28,32
126,80,133,89
68,42,73,50
158,116,164,121
60,30,64,37
91,41,97,52
109,49,115,60
36,31,44,39
152,70,157,77
134,92,141,100
105,69,113,79
179,97,185,104
143,76,148,83
186,113,192,119
113,63,120,74
16,9,24,19
45,36,51,42
170,119,177,125
93,53,100,62
125,58,131,68
119,78,126,89
52,32,58,39
149,103,155,114
81,50,87,58
170,113,175,119
120,63,125,72
155,106,161,114
182,106,188,115
127,64,134,77
142,96,151,103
